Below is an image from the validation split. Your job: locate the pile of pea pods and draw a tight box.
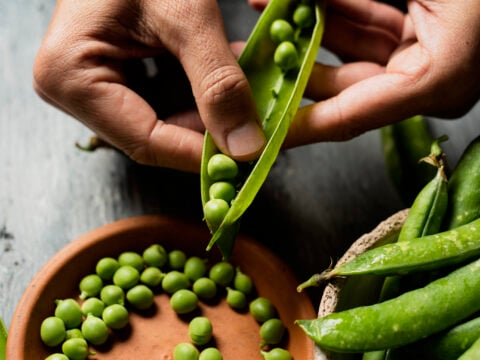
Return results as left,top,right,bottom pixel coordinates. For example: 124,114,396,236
296,135,480,360
39,243,293,360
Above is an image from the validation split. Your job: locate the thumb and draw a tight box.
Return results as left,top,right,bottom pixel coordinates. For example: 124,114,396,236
162,1,266,161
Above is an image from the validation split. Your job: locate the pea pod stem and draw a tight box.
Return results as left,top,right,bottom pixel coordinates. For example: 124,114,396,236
296,257,480,353
201,0,326,258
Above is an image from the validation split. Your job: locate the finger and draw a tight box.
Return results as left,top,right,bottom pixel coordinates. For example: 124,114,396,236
153,1,266,162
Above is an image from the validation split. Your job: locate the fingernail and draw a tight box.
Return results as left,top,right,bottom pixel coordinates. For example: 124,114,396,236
226,122,266,161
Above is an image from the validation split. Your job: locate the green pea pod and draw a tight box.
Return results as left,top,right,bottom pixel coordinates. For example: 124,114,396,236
381,115,437,206
201,0,325,258
298,216,480,284
387,316,480,360
443,135,480,230
0,316,6,360
458,336,480,360
296,257,480,353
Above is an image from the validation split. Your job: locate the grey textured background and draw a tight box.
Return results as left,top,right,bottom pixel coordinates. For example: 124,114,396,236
1,0,479,330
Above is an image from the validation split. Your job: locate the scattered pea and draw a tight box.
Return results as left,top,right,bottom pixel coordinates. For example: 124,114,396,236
54,298,83,329
95,257,120,281
140,266,164,287
81,297,105,317
261,348,293,360
143,244,168,268
118,251,144,272
293,4,314,28
162,270,191,294
273,41,299,72
260,318,285,346
45,354,69,360
207,154,239,181
192,277,217,300
170,289,199,314
189,316,213,345
81,314,109,346
173,342,199,360
40,316,66,347
199,347,223,360
100,284,125,306
126,284,155,310
226,287,247,310
203,199,230,232
79,274,103,300
234,267,254,295
249,297,277,323
65,328,84,340
113,265,140,290
61,338,91,360
209,182,236,203
270,19,295,44
168,249,187,270
209,261,235,287
184,256,207,281
102,304,129,329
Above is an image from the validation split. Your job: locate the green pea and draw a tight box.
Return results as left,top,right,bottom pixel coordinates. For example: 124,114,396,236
95,257,120,281
209,182,236,203
209,261,234,287
273,41,299,72
168,249,187,270
207,154,239,181
40,316,66,347
233,267,254,295
270,19,295,44
203,199,230,232
61,338,90,360
102,304,129,329
260,318,286,346
118,251,144,272
143,244,168,268
45,354,70,360
293,4,315,28
81,314,109,346
170,289,199,314
126,284,155,310
261,348,293,360
162,270,191,294
184,256,207,281
65,328,84,340
81,297,105,317
173,342,199,360
189,316,213,345
192,277,217,300
113,265,140,290
79,274,103,300
249,297,277,323
226,287,247,310
199,347,223,360
140,266,164,287
100,284,125,306
54,298,83,329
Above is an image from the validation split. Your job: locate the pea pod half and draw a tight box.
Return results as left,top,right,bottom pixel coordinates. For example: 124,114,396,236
296,257,480,353
201,0,325,258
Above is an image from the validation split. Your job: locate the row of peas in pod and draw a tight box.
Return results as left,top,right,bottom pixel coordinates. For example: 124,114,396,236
202,0,317,236
39,243,293,360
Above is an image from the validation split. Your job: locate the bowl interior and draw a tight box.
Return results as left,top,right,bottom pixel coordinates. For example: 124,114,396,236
7,215,315,360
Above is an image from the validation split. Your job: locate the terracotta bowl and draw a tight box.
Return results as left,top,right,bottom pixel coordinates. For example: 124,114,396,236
7,215,316,360
314,209,409,360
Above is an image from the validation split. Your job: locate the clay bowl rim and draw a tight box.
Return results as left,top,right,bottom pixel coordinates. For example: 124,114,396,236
7,214,316,360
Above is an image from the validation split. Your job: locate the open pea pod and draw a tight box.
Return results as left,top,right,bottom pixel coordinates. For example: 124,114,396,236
200,0,325,258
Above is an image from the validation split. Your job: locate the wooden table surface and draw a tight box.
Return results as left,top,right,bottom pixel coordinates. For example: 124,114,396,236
1,0,479,330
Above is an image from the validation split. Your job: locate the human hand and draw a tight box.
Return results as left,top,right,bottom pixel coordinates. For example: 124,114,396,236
249,0,480,147
34,0,266,172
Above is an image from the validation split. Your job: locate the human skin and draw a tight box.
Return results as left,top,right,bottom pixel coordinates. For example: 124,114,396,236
250,0,480,147
33,0,267,172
